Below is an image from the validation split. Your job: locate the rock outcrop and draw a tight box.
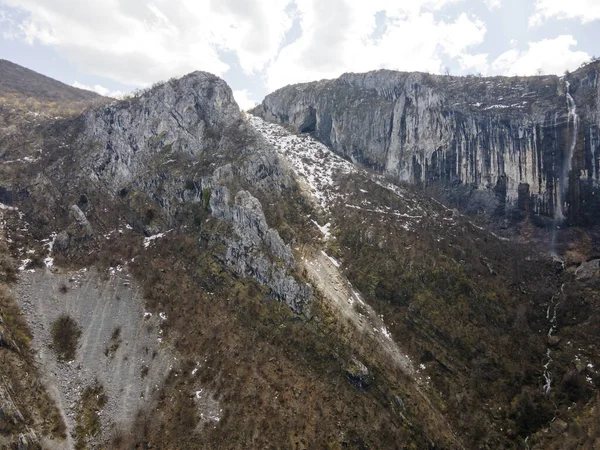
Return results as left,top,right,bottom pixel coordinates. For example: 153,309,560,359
66,71,313,314
253,62,600,224
79,71,244,189
204,161,313,314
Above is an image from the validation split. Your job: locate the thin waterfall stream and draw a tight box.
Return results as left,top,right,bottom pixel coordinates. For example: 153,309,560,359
552,80,579,255
543,283,564,396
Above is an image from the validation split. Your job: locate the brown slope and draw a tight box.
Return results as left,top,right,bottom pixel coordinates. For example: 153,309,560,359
0,59,107,103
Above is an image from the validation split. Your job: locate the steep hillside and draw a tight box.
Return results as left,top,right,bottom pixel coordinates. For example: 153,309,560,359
1,60,599,449
248,115,600,450
1,69,455,448
253,62,600,227
0,60,104,104
0,205,66,449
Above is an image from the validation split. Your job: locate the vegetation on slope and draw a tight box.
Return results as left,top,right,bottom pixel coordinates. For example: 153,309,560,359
327,171,600,448
0,234,66,447
50,314,82,362
1,61,598,449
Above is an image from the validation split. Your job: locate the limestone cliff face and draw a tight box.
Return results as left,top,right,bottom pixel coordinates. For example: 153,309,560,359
254,63,600,224
46,71,313,314
79,71,243,189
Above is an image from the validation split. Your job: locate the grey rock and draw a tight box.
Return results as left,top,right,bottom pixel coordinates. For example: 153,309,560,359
254,63,600,224
575,259,600,280
345,357,373,390
17,431,38,450
52,231,70,252
0,384,25,428
41,69,311,315
551,419,568,433
207,177,312,314
69,204,92,237
79,71,243,190
548,335,561,346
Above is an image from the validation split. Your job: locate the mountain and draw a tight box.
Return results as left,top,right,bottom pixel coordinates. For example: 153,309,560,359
0,59,105,103
253,63,600,227
0,60,599,449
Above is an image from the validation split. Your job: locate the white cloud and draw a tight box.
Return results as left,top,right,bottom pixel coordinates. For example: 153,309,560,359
491,35,589,76
2,0,292,86
3,0,488,93
483,0,501,9
530,0,600,26
10,0,592,103
1,0,492,94
232,89,256,111
71,81,125,98
266,2,486,90
459,53,489,75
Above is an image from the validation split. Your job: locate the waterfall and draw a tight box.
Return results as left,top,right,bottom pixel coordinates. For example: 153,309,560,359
542,283,564,397
551,80,579,255
556,80,579,220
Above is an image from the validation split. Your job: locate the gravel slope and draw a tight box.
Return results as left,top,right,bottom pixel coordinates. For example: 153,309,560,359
15,267,174,449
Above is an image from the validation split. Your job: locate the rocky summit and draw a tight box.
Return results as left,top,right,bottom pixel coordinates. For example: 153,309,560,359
0,59,599,450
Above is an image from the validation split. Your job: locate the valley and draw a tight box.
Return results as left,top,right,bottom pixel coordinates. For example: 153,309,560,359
0,58,599,449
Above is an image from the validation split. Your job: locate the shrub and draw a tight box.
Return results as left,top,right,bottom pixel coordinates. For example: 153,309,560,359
202,188,211,211
50,314,81,361
75,381,107,449
0,253,17,283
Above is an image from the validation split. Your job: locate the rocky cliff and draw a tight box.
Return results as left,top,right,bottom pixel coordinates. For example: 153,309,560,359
253,62,600,225
3,61,600,449
16,72,313,315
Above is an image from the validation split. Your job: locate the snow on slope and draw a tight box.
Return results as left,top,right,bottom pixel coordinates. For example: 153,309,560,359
249,114,422,381
248,114,356,209
248,114,425,229
250,115,512,247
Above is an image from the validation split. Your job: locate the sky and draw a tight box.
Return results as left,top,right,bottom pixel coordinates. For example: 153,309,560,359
0,0,598,110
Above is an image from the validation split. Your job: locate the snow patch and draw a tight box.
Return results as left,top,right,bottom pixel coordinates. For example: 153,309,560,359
321,250,341,268
143,230,172,248
312,220,331,238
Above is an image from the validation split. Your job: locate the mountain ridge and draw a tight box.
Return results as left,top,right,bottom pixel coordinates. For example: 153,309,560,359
0,60,599,449
253,61,600,228
0,59,107,103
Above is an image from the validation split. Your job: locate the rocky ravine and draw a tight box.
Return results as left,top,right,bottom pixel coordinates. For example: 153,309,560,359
253,62,600,225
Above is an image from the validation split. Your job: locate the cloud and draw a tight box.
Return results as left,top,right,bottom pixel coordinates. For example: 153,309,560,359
266,2,487,91
232,89,256,111
491,35,589,76
4,0,493,93
1,0,292,86
529,0,600,26
458,53,489,75
7,0,591,103
483,0,501,9
71,81,125,98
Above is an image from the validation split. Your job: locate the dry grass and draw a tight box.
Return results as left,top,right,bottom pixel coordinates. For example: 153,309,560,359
74,381,107,449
